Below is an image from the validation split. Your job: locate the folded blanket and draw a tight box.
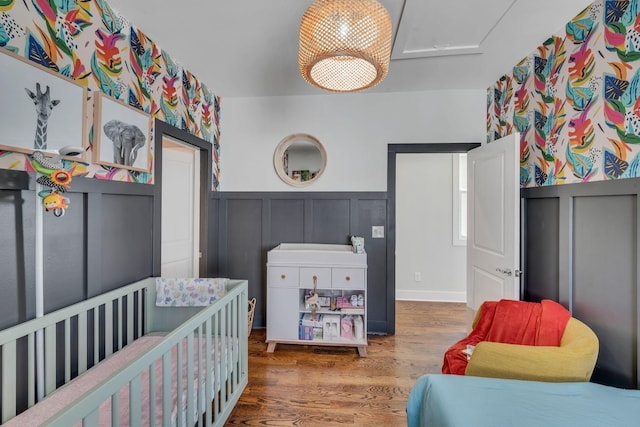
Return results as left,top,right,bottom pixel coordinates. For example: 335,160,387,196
155,278,227,307
442,299,570,375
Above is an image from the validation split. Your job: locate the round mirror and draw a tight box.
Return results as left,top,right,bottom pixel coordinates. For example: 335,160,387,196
274,133,326,186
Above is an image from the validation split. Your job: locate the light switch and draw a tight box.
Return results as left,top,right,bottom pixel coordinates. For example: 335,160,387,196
372,226,384,238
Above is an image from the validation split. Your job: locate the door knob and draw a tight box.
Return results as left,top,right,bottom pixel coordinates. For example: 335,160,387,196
495,268,512,276
495,268,523,277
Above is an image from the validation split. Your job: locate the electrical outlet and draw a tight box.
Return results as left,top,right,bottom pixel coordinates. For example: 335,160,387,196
372,226,384,238
414,272,422,281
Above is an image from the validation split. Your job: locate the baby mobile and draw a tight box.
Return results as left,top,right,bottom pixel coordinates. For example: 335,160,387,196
30,149,85,217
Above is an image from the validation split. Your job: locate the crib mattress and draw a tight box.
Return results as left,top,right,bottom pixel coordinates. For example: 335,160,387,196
6,335,237,426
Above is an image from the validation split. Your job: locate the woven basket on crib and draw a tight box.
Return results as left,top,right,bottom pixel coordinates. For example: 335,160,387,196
248,298,256,336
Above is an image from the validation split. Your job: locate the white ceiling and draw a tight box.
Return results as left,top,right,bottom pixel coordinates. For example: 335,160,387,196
106,0,593,98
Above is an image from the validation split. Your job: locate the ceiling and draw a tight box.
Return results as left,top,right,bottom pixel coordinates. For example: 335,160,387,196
106,0,594,98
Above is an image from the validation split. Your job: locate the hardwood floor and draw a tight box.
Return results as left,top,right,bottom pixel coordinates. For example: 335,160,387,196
226,301,468,426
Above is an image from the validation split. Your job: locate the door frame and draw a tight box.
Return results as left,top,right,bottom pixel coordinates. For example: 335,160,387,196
386,142,480,334
153,120,213,277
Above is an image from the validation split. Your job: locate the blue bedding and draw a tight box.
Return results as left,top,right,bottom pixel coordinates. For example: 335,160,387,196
407,374,640,427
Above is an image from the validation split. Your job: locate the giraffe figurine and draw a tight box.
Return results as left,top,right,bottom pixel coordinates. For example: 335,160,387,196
25,83,61,151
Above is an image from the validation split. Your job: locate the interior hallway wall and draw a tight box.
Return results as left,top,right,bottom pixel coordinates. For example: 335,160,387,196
395,153,466,302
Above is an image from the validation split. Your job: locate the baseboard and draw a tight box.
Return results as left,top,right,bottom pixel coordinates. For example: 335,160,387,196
395,289,466,303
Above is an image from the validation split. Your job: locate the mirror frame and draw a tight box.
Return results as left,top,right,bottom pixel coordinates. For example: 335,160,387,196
273,133,327,187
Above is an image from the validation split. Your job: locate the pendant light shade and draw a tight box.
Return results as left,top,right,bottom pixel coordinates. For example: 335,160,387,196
299,0,392,92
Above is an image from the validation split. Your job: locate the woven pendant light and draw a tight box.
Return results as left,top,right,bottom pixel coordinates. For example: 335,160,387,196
299,0,392,92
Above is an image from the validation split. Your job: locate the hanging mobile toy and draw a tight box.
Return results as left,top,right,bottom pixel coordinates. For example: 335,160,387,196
39,191,70,217
30,149,79,218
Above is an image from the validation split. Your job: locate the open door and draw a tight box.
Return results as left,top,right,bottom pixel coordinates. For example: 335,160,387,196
466,133,520,323
161,136,200,277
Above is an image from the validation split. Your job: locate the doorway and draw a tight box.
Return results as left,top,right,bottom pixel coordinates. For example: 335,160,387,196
386,143,480,334
395,153,467,302
161,136,200,277
152,120,213,278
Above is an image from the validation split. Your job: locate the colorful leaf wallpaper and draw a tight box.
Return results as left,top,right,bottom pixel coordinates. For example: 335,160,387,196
487,0,640,187
0,0,221,188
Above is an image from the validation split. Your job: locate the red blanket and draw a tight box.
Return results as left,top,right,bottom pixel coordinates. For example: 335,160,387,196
442,299,571,375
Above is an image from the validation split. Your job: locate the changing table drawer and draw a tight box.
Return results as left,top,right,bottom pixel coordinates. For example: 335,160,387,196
332,268,365,290
299,267,331,288
268,267,299,288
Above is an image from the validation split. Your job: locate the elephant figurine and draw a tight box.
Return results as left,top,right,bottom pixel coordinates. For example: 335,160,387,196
103,120,146,167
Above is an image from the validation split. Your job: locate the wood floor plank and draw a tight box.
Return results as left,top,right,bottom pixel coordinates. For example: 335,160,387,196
226,301,466,426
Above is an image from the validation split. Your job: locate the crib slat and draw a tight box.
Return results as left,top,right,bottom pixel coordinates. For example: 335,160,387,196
28,332,35,407
94,307,99,366
137,289,143,337
2,340,17,422
148,362,156,426
205,318,212,426
105,302,113,358
78,311,87,374
129,375,142,426
197,325,203,427
65,318,71,383
177,341,183,427
45,324,56,395
127,293,134,344
111,392,120,427
186,332,195,425
117,296,123,350
162,352,172,426
230,298,236,389
213,311,220,419
231,296,237,388
241,289,249,385
221,304,228,405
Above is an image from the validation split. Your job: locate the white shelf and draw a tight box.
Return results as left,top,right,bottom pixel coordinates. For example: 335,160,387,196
295,337,367,345
299,307,365,316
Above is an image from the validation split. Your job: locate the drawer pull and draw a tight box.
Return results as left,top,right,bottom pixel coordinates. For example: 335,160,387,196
345,276,351,281
281,274,286,279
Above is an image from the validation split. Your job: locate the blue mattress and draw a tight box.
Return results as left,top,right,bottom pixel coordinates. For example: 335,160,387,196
407,374,640,427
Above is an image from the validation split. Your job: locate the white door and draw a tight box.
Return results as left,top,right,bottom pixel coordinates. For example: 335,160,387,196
161,137,200,277
466,133,520,319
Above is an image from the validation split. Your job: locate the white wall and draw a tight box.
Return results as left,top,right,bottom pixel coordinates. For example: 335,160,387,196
396,153,466,302
220,89,485,191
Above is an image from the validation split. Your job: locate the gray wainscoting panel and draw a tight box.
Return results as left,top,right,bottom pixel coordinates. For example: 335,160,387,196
524,198,560,302
211,192,389,334
573,195,637,389
356,199,388,332
43,191,86,313
207,197,220,276
270,199,305,246
0,189,33,329
522,178,640,389
223,199,265,326
97,194,154,294
311,199,351,244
